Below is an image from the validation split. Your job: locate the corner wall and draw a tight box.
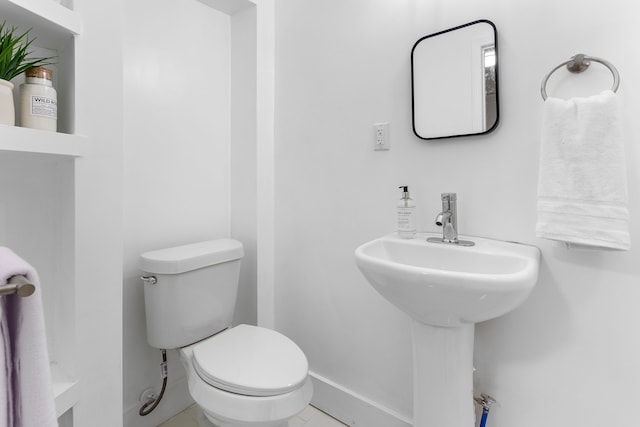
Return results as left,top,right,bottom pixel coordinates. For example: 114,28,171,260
73,0,124,424
274,0,640,426
231,4,258,327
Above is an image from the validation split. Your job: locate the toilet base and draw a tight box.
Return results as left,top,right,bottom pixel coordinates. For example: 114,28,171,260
196,405,286,427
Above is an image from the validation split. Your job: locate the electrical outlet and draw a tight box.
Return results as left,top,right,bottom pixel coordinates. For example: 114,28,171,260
373,122,390,150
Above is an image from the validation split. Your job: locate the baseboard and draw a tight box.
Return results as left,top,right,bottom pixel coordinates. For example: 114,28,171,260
309,371,412,427
123,376,193,427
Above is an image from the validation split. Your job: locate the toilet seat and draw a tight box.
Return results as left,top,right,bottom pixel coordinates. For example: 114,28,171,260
192,324,309,397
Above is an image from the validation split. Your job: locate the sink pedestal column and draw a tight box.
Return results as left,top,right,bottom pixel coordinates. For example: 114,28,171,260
412,321,475,427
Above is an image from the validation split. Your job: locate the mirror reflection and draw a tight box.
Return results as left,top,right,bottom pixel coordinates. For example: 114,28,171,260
411,20,499,140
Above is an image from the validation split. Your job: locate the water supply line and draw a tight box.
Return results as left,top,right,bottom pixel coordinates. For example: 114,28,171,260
474,394,496,427
139,349,168,416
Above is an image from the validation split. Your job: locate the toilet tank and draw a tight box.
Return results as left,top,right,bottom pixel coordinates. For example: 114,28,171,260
140,239,244,349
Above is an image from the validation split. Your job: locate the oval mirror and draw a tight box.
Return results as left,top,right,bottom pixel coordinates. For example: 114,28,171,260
411,20,499,140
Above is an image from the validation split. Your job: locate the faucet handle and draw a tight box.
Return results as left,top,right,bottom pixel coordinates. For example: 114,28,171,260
441,192,457,201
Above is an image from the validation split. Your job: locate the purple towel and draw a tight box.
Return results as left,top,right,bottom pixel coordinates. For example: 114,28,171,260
0,247,57,427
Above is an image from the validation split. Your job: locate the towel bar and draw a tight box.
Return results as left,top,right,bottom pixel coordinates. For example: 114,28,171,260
0,274,36,297
541,54,620,100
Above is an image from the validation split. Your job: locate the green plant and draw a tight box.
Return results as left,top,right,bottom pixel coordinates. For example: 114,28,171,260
0,21,54,81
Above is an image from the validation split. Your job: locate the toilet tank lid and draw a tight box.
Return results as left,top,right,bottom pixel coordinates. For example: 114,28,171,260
139,239,244,274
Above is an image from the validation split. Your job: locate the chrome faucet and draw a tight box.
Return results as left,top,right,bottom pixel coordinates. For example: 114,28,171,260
427,193,475,246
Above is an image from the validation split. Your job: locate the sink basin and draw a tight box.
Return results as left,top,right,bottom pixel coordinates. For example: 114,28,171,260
355,233,540,327
355,232,540,427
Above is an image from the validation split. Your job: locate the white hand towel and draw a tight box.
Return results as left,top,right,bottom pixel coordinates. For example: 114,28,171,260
536,90,630,250
0,247,58,427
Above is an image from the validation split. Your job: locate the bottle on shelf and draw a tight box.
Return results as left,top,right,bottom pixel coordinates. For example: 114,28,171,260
20,66,58,132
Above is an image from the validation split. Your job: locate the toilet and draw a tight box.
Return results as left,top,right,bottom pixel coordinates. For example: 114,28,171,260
140,239,313,427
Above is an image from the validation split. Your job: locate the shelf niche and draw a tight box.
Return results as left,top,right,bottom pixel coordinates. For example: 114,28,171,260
0,0,84,422
0,0,82,135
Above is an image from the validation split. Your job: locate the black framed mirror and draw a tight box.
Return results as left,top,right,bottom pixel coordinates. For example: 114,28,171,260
411,20,499,140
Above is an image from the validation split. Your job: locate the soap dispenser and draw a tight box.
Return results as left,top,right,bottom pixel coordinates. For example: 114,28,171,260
397,186,416,239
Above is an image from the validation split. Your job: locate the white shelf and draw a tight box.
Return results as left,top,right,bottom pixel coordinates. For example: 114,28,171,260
51,363,79,417
198,0,254,15
0,0,82,36
0,125,87,157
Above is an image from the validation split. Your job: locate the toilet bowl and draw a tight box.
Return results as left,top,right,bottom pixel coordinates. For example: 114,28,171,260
180,325,313,427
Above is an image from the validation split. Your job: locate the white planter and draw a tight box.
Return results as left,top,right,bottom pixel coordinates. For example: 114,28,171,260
0,79,16,126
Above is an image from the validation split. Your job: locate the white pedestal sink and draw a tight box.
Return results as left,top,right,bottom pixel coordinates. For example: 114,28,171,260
355,233,540,427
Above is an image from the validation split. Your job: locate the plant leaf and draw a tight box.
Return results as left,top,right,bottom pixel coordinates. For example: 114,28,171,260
0,21,56,81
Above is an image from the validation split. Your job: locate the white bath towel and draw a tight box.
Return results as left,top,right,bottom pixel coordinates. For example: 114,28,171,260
536,90,630,250
0,247,58,427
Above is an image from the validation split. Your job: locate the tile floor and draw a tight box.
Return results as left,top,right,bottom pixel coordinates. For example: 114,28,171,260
158,404,347,427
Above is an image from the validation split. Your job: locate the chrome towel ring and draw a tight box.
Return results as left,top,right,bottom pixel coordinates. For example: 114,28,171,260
541,54,620,100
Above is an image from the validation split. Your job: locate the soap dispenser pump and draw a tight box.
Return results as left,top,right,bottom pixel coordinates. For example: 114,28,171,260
397,186,416,239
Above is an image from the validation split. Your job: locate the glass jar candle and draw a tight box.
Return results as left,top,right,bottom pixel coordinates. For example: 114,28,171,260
20,66,57,132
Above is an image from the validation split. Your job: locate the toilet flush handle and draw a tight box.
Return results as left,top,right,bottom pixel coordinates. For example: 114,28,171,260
140,275,157,285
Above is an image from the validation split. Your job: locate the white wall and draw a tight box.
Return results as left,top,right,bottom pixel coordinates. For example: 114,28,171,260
74,0,125,424
230,4,258,327
274,0,640,426
122,1,233,425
